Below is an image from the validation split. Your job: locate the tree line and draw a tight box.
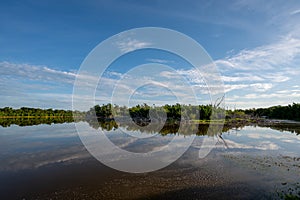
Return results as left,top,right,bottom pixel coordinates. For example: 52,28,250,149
0,107,81,117
87,103,300,121
243,103,300,120
86,103,224,122
1,102,299,121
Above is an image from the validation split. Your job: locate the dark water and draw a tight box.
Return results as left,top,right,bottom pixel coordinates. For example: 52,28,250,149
0,120,300,200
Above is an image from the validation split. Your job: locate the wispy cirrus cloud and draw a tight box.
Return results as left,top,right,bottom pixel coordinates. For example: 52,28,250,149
290,9,300,15
243,92,300,100
115,38,152,53
1,33,300,110
0,61,78,109
0,61,76,84
128,34,300,106
146,58,174,64
216,36,300,71
207,35,300,108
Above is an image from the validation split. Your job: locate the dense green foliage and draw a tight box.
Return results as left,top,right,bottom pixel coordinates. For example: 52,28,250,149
244,103,300,120
87,103,222,121
0,107,85,127
0,107,75,117
2,103,300,121
87,104,114,119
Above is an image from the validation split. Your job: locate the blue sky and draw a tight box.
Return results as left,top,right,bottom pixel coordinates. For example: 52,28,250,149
1,0,300,110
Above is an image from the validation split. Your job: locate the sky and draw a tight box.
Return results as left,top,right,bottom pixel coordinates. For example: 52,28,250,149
1,0,300,110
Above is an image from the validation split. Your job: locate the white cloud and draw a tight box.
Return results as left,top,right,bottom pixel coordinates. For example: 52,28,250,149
223,83,272,93
0,61,76,84
250,83,273,92
261,73,290,83
243,92,300,100
210,35,300,108
115,38,151,53
146,58,174,64
0,61,80,109
290,9,300,15
216,36,300,71
1,32,300,110
221,75,264,82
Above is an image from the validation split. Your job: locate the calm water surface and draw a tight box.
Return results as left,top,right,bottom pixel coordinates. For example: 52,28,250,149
0,121,300,199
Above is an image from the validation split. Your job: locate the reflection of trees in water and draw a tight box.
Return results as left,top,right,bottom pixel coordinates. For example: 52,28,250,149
87,119,119,131
2,116,299,137
87,118,300,136
87,119,237,136
258,123,300,135
0,117,77,127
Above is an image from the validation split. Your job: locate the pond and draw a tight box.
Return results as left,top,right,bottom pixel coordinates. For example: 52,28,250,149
0,119,300,199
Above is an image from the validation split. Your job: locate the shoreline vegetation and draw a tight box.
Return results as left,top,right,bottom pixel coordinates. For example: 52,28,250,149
0,103,299,133
1,103,299,121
